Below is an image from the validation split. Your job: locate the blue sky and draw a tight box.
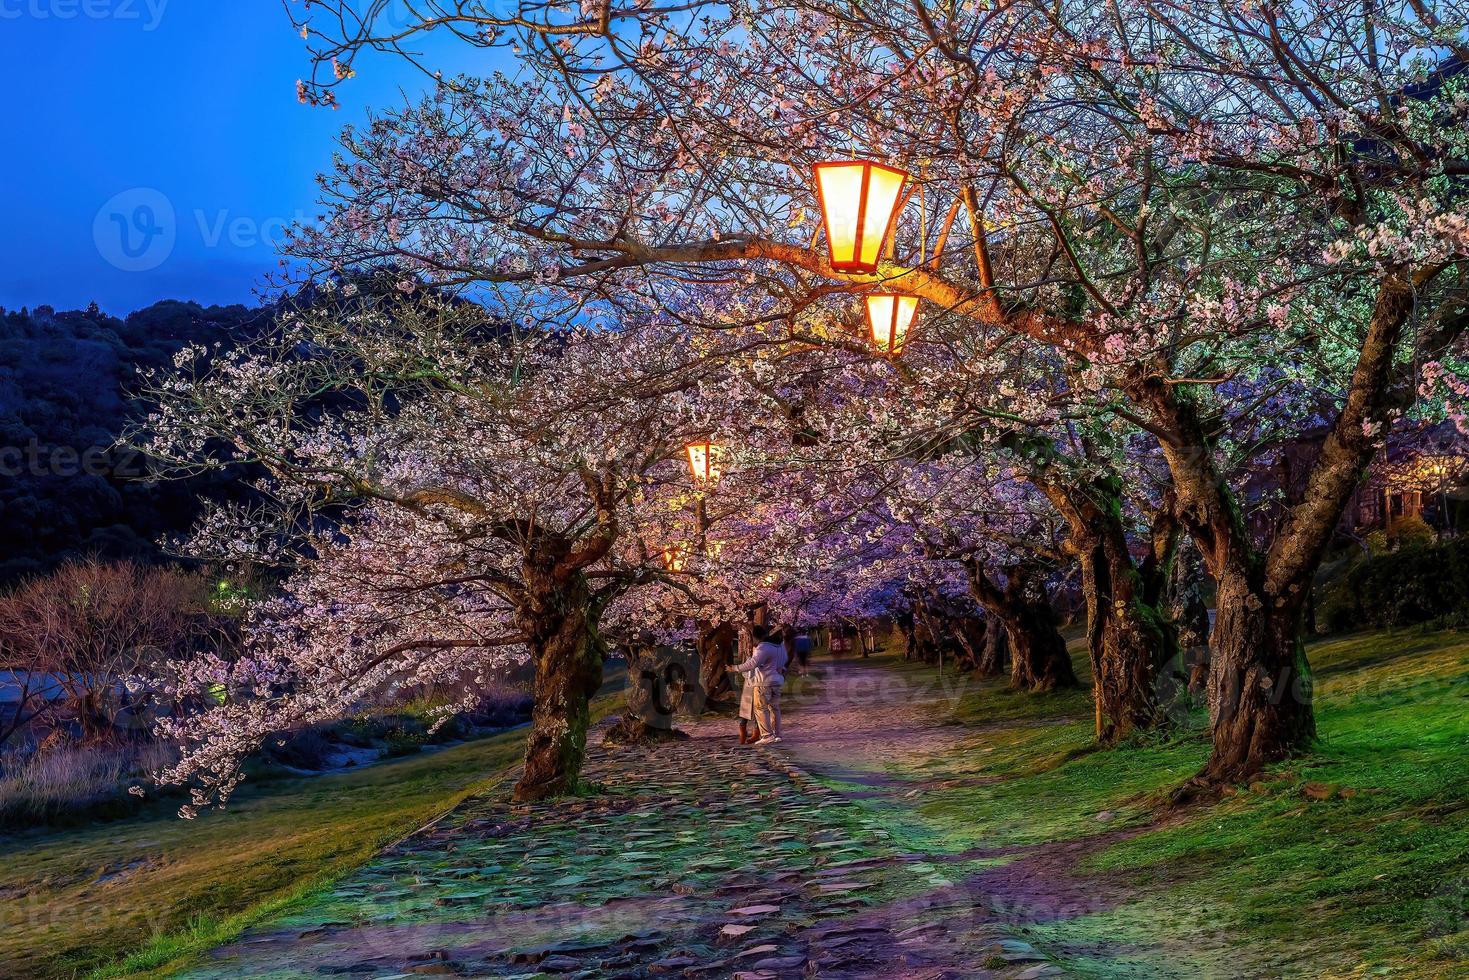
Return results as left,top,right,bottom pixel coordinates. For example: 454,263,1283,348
0,2,498,315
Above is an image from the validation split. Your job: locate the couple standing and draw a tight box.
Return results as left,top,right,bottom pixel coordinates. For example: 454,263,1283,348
729,625,787,746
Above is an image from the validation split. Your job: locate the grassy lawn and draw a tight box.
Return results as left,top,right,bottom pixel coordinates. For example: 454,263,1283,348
0,685,623,980
847,629,1469,977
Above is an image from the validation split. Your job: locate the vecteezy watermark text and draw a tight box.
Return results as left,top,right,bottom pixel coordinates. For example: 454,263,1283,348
0,0,168,30
94,187,312,273
0,440,149,479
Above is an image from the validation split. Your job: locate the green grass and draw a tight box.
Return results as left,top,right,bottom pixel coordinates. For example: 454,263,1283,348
850,629,1469,977
9,637,1465,978
1,685,623,979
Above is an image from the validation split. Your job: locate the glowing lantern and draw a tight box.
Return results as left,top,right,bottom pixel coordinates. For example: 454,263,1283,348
866,294,918,354
662,543,689,572
685,440,724,487
812,160,908,273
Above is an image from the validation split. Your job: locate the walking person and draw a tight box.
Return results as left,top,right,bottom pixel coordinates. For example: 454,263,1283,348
793,631,813,673
729,625,789,745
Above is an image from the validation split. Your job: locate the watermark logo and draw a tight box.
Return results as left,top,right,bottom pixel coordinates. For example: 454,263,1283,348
1424,876,1468,944
93,187,175,272
94,188,313,273
629,643,706,729
0,0,169,31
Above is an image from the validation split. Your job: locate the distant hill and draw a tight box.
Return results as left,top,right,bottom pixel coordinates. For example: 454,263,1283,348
0,300,271,583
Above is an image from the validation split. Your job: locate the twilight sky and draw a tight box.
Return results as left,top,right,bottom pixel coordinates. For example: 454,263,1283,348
0,2,498,316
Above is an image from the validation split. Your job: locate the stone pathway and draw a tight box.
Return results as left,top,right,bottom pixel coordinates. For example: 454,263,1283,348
179,661,1063,979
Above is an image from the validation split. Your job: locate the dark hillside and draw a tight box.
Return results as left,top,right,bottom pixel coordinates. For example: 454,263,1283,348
0,300,269,582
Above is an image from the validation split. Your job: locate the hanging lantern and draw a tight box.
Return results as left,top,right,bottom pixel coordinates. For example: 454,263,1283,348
866,294,918,355
662,543,689,572
812,159,909,273
685,440,724,487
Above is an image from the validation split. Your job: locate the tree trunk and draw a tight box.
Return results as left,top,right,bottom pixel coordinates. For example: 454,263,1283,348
1003,607,1077,691
696,622,737,709
967,562,1076,692
1082,537,1178,743
514,573,603,802
896,610,919,661
976,615,1007,676
1034,470,1179,742
1202,571,1316,783
1000,568,1078,692
1168,540,1211,696
605,641,690,747
950,614,987,672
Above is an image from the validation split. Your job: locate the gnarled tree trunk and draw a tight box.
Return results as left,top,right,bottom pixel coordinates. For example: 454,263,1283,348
976,615,1007,677
1168,538,1211,696
896,609,920,661
1129,275,1420,785
1077,543,1169,741
514,570,603,802
1038,471,1175,742
1203,570,1315,782
696,621,737,709
949,614,988,672
969,563,1078,693
605,640,691,746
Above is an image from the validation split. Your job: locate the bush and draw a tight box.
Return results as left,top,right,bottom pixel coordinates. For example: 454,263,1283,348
1364,513,1437,555
1318,534,1469,632
0,559,231,747
260,726,337,770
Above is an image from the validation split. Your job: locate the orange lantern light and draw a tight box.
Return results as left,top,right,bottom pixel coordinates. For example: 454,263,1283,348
685,440,724,487
662,543,689,572
866,294,918,355
812,159,909,273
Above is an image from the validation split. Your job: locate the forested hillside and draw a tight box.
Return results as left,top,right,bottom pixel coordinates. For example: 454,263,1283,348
0,300,268,582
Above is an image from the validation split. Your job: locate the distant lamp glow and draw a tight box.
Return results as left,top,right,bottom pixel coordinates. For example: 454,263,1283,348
866,294,918,354
685,440,724,487
813,160,908,273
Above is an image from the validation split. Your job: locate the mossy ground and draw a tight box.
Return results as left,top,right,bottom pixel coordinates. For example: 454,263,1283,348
832,630,1469,977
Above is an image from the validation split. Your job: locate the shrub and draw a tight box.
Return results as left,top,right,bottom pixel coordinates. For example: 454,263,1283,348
0,559,232,747
1318,534,1469,632
260,726,337,770
1364,513,1437,555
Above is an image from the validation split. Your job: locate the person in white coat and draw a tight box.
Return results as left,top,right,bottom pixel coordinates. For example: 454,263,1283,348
737,662,758,744
729,625,789,745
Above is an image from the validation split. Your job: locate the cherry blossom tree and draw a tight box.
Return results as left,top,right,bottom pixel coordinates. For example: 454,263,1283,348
279,0,1469,785
136,287,739,804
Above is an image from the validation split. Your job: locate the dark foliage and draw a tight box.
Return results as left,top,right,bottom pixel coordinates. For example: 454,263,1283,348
0,300,270,583
1319,536,1469,632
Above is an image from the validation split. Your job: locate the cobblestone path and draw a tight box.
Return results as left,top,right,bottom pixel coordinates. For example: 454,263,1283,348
179,663,1063,979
